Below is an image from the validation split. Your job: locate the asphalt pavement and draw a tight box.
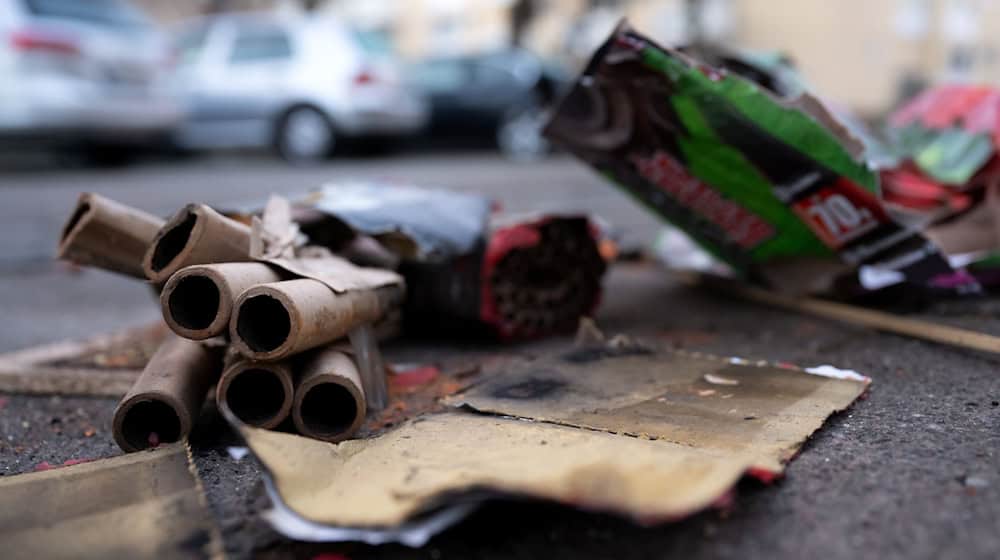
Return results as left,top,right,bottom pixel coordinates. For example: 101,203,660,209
0,153,997,559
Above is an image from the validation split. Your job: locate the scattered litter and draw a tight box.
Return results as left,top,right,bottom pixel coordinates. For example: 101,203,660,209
574,317,606,346
545,22,967,296
961,475,990,489
660,329,718,348
301,180,492,261
227,446,250,461
390,365,441,390
805,365,870,382
703,373,740,386
18,47,948,554
310,554,352,560
262,481,478,548
243,344,867,544
36,458,96,471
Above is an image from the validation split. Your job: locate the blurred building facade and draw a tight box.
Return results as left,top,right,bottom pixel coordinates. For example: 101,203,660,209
136,0,1000,115
732,0,1000,115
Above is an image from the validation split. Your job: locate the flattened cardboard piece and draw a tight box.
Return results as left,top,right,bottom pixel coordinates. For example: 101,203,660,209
0,444,222,560
243,412,749,527
0,323,166,397
447,349,868,472
240,348,867,541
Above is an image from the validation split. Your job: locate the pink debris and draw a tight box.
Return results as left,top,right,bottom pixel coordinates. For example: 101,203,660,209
710,487,736,510
747,466,783,484
390,365,441,390
147,432,160,448
33,458,95,471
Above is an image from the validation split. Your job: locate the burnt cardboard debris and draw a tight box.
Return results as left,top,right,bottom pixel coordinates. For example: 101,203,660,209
0,444,222,560
883,85,1000,290
489,376,568,400
544,23,972,295
448,348,867,472
36,32,985,551
241,344,867,543
560,340,653,363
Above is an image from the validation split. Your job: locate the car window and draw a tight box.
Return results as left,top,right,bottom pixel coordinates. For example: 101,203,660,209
472,62,517,88
23,0,149,28
414,60,470,93
228,26,292,64
353,29,392,56
174,25,209,66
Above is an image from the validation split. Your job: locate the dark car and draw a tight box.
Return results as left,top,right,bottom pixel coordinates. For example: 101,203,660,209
411,49,569,160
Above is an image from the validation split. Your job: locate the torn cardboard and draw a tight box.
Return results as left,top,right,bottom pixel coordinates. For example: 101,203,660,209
239,346,868,544
447,348,867,473
0,444,221,560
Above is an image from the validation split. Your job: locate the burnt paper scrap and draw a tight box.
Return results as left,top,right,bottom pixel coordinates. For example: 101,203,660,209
0,444,222,560
544,22,969,293
300,181,493,261
239,348,868,545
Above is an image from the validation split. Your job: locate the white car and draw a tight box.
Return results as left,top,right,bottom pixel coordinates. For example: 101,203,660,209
171,14,429,163
0,0,181,157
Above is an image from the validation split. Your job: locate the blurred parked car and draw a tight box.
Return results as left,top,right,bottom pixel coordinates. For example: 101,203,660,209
170,14,428,163
0,0,181,162
411,49,569,160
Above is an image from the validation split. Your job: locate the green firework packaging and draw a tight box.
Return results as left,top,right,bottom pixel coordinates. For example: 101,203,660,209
545,24,972,291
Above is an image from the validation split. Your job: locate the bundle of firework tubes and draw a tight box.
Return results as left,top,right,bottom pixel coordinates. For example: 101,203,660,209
56,192,403,451
55,187,607,453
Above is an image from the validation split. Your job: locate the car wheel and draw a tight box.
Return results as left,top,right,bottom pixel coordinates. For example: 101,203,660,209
276,106,335,163
79,144,139,167
497,105,551,161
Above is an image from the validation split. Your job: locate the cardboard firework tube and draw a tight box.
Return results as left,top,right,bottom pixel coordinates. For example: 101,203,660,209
230,278,398,361
112,335,223,453
57,192,165,279
161,262,283,340
216,357,294,429
292,348,365,442
143,203,252,284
